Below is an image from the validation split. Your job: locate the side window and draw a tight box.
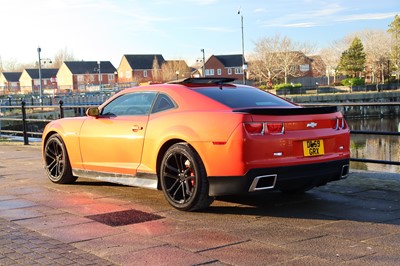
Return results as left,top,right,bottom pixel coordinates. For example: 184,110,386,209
101,92,157,116
151,94,176,114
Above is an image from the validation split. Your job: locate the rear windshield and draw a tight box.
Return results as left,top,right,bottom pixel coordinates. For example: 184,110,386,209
194,86,295,108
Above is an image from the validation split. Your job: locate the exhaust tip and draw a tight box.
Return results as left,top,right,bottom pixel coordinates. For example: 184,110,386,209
249,174,277,192
341,164,349,179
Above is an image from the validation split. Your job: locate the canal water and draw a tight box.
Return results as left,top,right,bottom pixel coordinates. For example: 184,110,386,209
347,116,400,173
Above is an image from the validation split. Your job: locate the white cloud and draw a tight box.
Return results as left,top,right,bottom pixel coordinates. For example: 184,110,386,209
336,12,398,22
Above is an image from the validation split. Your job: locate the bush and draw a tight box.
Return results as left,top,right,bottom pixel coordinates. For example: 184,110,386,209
341,78,365,86
273,83,302,90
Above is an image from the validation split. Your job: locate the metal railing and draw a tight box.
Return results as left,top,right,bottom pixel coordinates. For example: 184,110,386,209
0,101,399,167
349,130,400,166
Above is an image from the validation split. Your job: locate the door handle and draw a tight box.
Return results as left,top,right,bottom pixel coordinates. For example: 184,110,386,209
132,125,143,132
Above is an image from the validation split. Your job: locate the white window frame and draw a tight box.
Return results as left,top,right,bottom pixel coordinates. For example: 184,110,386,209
144,70,148,77
235,67,242,74
228,68,232,75
217,69,222,75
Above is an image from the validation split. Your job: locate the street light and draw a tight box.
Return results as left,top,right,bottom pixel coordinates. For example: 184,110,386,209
238,8,246,84
37,47,52,103
94,61,102,90
37,47,42,102
96,61,102,90
200,49,205,77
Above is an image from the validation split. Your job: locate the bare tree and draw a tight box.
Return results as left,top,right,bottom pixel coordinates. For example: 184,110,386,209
249,33,315,85
152,56,161,82
388,15,400,80
161,60,190,82
0,58,28,72
358,29,391,83
52,47,75,68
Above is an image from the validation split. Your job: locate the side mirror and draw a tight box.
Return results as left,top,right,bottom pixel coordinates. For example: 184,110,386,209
86,107,100,117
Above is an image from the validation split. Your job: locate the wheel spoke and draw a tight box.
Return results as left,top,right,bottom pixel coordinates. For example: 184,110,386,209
165,161,179,175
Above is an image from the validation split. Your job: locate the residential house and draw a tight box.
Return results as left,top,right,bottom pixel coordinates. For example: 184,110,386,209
0,72,22,94
201,54,246,83
286,53,328,86
57,61,117,92
117,54,166,84
19,69,58,94
309,55,326,77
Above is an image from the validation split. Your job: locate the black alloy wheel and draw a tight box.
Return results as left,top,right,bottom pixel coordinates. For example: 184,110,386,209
160,143,213,211
44,134,77,184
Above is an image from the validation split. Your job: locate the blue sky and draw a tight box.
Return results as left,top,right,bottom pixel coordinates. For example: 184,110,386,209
0,0,399,67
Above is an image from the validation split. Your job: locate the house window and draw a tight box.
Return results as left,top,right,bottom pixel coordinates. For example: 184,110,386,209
126,71,131,78
34,79,40,86
205,69,214,76
77,75,84,82
43,80,47,85
235,68,242,74
228,68,232,75
108,74,115,81
217,69,222,75
144,70,148,77
119,71,124,78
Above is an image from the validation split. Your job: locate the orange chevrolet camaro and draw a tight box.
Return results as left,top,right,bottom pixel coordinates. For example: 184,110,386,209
42,78,350,211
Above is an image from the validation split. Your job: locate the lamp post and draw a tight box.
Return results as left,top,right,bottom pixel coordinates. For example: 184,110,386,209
37,47,43,102
201,49,205,77
238,9,246,84
97,61,101,90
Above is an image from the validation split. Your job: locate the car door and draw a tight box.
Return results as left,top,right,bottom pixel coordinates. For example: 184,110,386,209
79,91,157,175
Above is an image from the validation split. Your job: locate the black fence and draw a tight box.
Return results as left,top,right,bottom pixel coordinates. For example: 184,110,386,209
0,102,399,167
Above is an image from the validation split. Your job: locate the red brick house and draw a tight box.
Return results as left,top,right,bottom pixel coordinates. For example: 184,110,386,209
57,61,117,92
19,69,58,94
201,54,246,83
117,54,166,84
0,72,22,94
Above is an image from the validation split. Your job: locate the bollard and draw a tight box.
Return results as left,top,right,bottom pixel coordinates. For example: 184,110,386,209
59,100,64,118
21,101,29,145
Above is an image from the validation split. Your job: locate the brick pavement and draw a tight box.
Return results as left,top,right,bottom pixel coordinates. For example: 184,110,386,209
0,217,112,265
1,142,400,265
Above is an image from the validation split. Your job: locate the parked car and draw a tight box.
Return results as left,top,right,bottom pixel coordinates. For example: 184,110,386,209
42,78,350,211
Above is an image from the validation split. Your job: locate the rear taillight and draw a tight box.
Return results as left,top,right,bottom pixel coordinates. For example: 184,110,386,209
244,122,284,135
332,117,347,130
244,122,264,135
266,122,284,134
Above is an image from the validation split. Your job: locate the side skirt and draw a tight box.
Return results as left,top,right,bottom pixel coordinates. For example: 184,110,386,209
72,169,158,190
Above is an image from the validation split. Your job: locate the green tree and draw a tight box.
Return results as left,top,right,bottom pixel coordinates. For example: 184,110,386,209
388,14,400,80
338,37,366,77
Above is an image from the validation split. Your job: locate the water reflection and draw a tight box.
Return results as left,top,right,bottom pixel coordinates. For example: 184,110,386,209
347,117,400,173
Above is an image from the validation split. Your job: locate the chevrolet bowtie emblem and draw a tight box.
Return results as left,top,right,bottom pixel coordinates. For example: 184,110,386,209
307,122,317,128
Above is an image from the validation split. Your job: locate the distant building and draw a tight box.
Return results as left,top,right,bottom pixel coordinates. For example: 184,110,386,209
57,61,117,92
117,54,166,84
0,72,22,94
19,69,58,94
198,54,246,83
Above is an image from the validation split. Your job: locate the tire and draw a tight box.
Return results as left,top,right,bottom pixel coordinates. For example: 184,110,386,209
44,134,77,184
160,143,214,211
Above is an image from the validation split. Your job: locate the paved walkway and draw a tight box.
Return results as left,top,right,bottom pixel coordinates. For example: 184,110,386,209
1,143,400,265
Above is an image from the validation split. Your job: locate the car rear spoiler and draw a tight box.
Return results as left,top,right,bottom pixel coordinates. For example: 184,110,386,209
233,106,338,115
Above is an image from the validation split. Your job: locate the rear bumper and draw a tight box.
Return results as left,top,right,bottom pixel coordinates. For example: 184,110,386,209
208,159,349,196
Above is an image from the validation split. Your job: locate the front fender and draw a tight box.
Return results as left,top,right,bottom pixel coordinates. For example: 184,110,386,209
42,117,86,169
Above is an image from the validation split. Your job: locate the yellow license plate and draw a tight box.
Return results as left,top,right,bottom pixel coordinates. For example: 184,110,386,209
303,139,325,156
